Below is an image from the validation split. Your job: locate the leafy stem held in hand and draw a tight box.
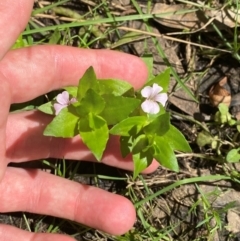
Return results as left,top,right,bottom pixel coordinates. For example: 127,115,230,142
38,67,191,178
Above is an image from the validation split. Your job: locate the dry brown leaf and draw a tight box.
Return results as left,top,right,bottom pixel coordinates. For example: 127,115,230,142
151,3,239,32
209,77,231,107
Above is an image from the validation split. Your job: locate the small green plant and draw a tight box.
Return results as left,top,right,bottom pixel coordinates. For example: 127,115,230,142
214,103,236,126
190,185,236,240
214,103,240,163
197,103,240,164
38,67,191,178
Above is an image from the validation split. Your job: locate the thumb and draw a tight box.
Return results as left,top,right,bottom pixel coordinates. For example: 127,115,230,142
0,80,11,180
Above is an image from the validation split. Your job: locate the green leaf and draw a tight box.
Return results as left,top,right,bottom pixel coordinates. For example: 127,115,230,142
100,95,141,125
111,31,148,49
214,104,233,124
38,101,55,115
132,152,149,180
120,136,132,158
218,103,229,115
154,137,179,172
64,86,78,97
211,139,218,149
141,54,154,81
228,119,236,126
12,34,28,49
98,79,133,96
44,107,79,137
78,113,109,161
77,89,105,116
77,66,99,101
48,28,61,44
145,68,170,93
196,131,213,147
237,125,240,133
110,116,147,136
132,134,149,154
226,148,240,163
164,125,191,152
132,135,153,179
143,112,170,136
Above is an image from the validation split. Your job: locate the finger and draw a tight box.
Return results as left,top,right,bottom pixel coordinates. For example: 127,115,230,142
1,47,148,180
0,0,34,180
0,46,148,103
0,224,76,241
0,80,11,179
0,167,136,235
6,111,159,173
0,0,34,59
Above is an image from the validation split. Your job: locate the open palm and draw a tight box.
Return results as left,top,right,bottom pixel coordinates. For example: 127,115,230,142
0,1,158,240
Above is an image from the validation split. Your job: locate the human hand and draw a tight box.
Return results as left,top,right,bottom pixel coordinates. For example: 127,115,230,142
0,1,159,240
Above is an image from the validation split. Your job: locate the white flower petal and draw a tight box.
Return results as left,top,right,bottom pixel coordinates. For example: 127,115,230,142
54,103,68,115
56,91,69,105
141,100,160,114
155,93,168,106
141,86,153,98
151,84,163,98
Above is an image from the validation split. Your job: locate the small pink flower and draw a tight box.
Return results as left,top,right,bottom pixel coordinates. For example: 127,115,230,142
54,91,77,115
141,84,168,114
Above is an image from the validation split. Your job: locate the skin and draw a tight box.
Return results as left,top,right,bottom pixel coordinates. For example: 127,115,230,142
0,1,159,240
